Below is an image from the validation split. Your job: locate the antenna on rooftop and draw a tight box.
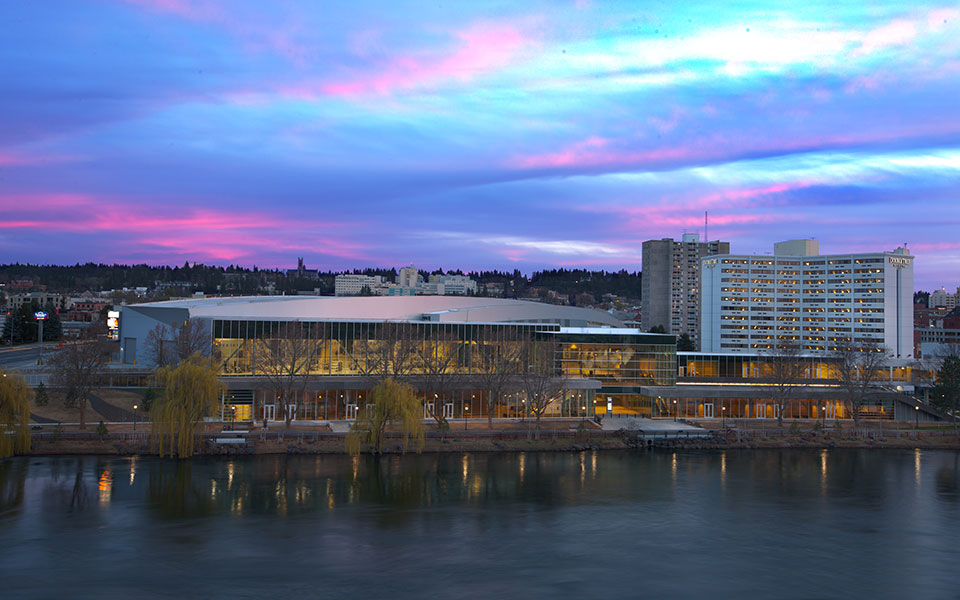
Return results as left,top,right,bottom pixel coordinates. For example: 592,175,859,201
704,211,708,241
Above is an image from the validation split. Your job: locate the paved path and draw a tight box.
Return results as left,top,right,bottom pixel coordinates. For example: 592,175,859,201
88,392,138,422
30,412,58,424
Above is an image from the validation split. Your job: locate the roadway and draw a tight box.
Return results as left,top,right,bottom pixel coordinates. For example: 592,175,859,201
0,343,56,370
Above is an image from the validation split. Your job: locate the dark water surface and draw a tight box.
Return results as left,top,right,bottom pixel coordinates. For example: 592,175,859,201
2,450,960,599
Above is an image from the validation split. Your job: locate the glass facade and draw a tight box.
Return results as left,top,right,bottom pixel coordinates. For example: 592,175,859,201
212,320,677,422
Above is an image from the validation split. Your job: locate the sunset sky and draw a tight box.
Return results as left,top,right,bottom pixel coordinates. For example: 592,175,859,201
1,0,958,289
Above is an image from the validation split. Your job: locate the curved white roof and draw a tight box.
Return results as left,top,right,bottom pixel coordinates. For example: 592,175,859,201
127,295,625,328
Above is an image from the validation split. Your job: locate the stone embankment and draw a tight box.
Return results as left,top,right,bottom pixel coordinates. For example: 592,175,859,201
21,421,960,456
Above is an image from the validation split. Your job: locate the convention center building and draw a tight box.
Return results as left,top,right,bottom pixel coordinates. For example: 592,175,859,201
118,296,931,423
119,296,677,422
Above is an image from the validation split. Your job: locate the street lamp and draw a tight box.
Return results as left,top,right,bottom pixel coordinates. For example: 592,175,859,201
915,405,919,430
722,405,727,428
132,404,138,432
673,399,678,422
464,405,469,431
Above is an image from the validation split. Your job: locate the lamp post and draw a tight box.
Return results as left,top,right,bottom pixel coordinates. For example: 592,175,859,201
34,311,48,365
465,405,469,431
915,405,919,430
722,405,726,429
673,399,678,422
132,404,138,432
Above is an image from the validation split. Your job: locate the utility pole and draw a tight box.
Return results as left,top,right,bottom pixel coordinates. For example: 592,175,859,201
34,310,48,365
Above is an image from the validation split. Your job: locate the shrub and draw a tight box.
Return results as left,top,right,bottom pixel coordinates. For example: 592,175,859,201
96,420,109,439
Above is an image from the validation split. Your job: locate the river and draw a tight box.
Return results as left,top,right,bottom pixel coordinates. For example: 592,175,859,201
1,450,959,599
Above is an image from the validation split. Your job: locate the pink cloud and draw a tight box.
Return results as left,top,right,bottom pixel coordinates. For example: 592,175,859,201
122,0,310,66
319,22,531,97
855,19,918,57
0,151,83,166
0,194,370,264
511,137,692,169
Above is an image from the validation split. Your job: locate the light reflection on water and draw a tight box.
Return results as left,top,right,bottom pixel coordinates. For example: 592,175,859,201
1,450,959,599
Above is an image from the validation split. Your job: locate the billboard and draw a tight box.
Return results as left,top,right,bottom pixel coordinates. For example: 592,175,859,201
107,310,120,340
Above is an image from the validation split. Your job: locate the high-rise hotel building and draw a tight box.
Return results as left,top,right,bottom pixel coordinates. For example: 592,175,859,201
642,233,730,348
700,240,914,357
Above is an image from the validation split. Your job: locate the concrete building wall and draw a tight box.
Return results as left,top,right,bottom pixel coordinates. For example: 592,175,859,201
701,242,914,357
641,234,729,348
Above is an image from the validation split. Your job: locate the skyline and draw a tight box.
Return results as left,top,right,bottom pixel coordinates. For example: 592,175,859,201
1,1,959,289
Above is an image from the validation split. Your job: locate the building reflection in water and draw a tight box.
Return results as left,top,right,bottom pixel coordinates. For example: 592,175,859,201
915,449,922,488
5,450,952,529
820,449,829,496
98,470,112,506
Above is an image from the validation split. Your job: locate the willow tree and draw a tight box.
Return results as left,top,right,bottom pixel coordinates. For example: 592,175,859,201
151,356,222,458
346,378,424,455
0,370,31,458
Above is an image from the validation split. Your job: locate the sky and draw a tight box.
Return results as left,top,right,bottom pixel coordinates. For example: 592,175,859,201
1,0,958,290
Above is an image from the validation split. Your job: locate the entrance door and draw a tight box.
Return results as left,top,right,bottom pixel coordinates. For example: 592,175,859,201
287,404,297,422
424,403,435,419
703,403,714,418
825,404,836,420
345,403,358,420
442,403,454,419
263,404,275,422
756,403,767,418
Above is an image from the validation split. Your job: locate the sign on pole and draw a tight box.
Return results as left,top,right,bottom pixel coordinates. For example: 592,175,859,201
34,311,48,320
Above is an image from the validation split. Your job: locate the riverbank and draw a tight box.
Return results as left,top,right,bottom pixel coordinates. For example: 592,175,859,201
20,425,960,456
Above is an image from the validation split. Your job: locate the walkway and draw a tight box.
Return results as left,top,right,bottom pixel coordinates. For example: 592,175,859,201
598,416,706,434
88,392,138,422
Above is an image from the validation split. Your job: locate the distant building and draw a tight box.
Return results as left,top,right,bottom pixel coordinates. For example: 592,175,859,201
700,240,914,357
930,287,958,310
335,264,477,297
421,273,478,296
334,274,389,296
397,264,420,288
286,257,318,280
641,233,729,347
9,292,68,311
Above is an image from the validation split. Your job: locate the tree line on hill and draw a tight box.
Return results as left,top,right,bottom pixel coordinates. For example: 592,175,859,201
0,263,643,301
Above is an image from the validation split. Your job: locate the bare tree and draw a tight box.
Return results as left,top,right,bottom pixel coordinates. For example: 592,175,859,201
519,337,568,440
144,319,212,367
50,325,112,430
257,321,318,427
763,339,804,427
416,328,461,426
349,322,419,381
474,326,524,427
831,342,889,431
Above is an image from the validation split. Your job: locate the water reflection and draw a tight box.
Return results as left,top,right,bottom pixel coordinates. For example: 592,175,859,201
0,460,27,516
2,450,960,599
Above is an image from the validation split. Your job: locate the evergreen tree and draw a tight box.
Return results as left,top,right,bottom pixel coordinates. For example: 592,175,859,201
34,382,49,407
677,333,696,351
